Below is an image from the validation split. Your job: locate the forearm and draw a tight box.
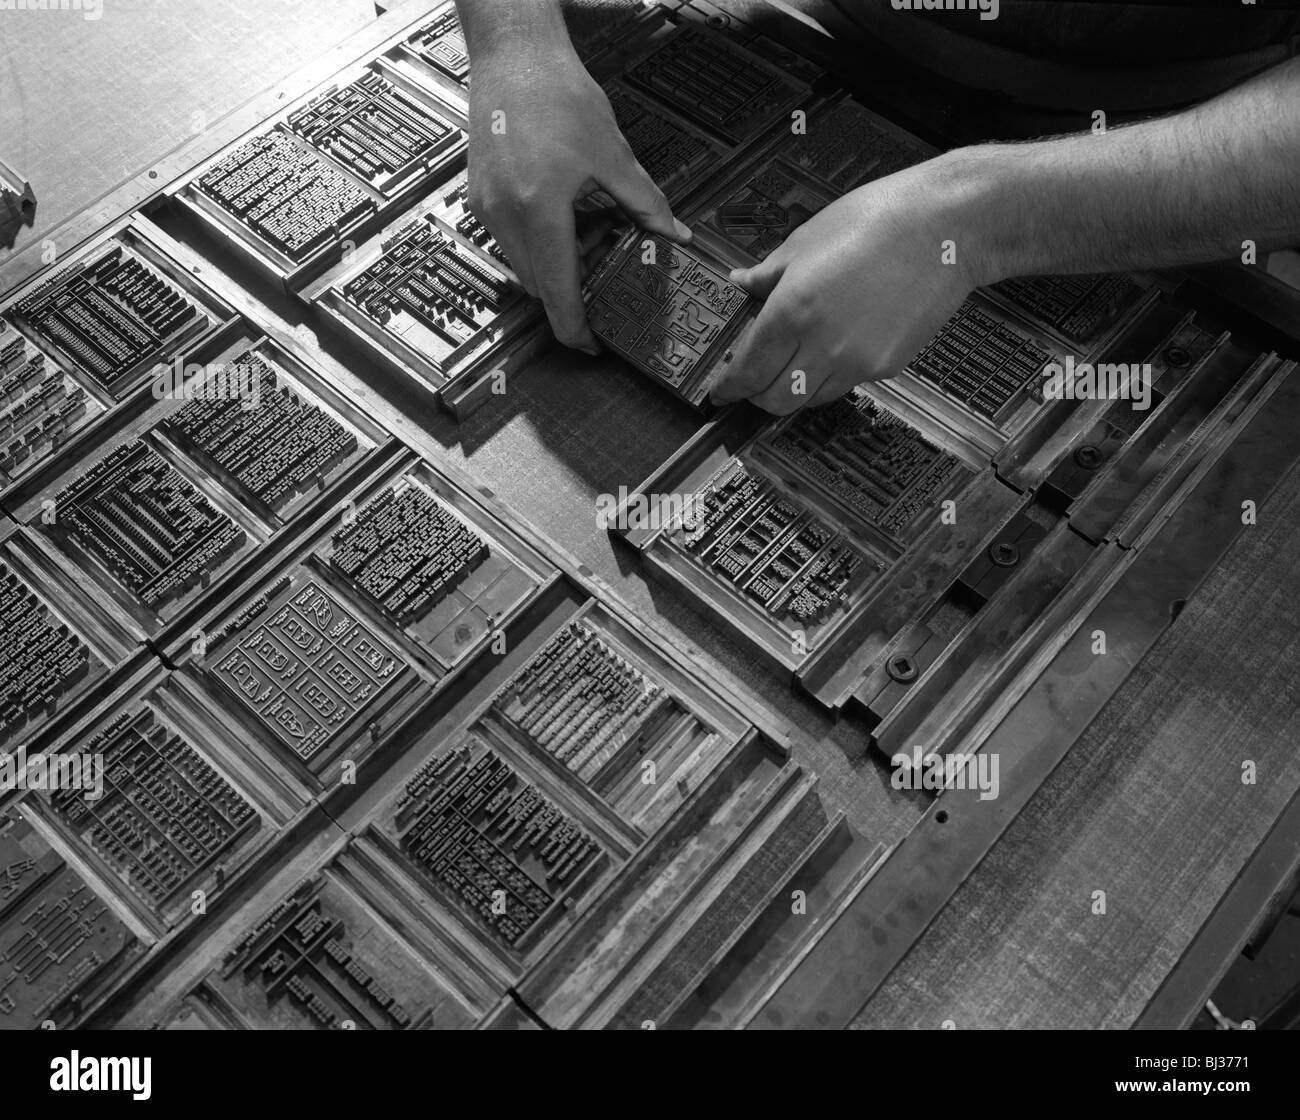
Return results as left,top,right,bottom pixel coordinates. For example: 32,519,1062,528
454,0,573,57
944,58,1300,286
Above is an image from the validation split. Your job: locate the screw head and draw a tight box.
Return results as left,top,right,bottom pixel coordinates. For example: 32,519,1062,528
1074,444,1105,470
1164,345,1192,369
886,655,919,683
989,541,1020,567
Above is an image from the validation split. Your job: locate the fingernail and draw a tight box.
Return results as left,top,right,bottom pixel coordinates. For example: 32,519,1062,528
673,219,693,242
581,343,600,357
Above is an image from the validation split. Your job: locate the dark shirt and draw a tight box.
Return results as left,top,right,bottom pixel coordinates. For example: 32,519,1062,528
817,1,1300,110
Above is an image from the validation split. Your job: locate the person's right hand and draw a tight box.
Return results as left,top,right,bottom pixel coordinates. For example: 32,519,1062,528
466,37,692,353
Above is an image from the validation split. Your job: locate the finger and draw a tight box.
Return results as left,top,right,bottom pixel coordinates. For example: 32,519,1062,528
578,212,617,279
465,175,538,296
751,349,831,415
577,188,617,213
708,300,798,404
487,220,537,297
600,158,692,244
729,248,790,301
804,374,854,410
576,207,618,257
581,237,611,278
525,206,598,354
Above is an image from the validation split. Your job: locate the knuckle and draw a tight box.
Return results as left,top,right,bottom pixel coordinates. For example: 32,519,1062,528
778,284,820,326
468,184,505,223
477,182,538,222
632,175,668,214
511,185,546,213
644,190,671,221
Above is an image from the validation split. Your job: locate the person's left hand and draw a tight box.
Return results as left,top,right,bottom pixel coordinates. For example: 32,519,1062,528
709,157,995,413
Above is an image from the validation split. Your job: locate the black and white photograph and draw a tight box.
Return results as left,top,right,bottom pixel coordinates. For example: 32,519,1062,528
1,0,1298,1083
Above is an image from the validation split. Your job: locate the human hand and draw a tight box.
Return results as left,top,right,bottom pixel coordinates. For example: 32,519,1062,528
466,39,691,353
710,156,997,412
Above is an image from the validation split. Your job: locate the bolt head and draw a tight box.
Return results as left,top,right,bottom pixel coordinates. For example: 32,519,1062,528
886,655,919,683
1074,444,1105,470
1164,345,1192,369
989,541,1020,567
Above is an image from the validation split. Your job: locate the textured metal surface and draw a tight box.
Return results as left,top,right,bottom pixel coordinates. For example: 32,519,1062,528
150,200,919,845
750,361,1300,1029
8,0,1300,1030
0,0,376,255
855,450,1300,1028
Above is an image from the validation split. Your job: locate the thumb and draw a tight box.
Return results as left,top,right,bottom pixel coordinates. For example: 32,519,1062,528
601,161,693,244
730,254,787,300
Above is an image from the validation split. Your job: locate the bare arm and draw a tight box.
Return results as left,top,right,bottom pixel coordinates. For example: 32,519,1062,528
714,59,1300,411
964,57,1300,279
455,0,568,64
